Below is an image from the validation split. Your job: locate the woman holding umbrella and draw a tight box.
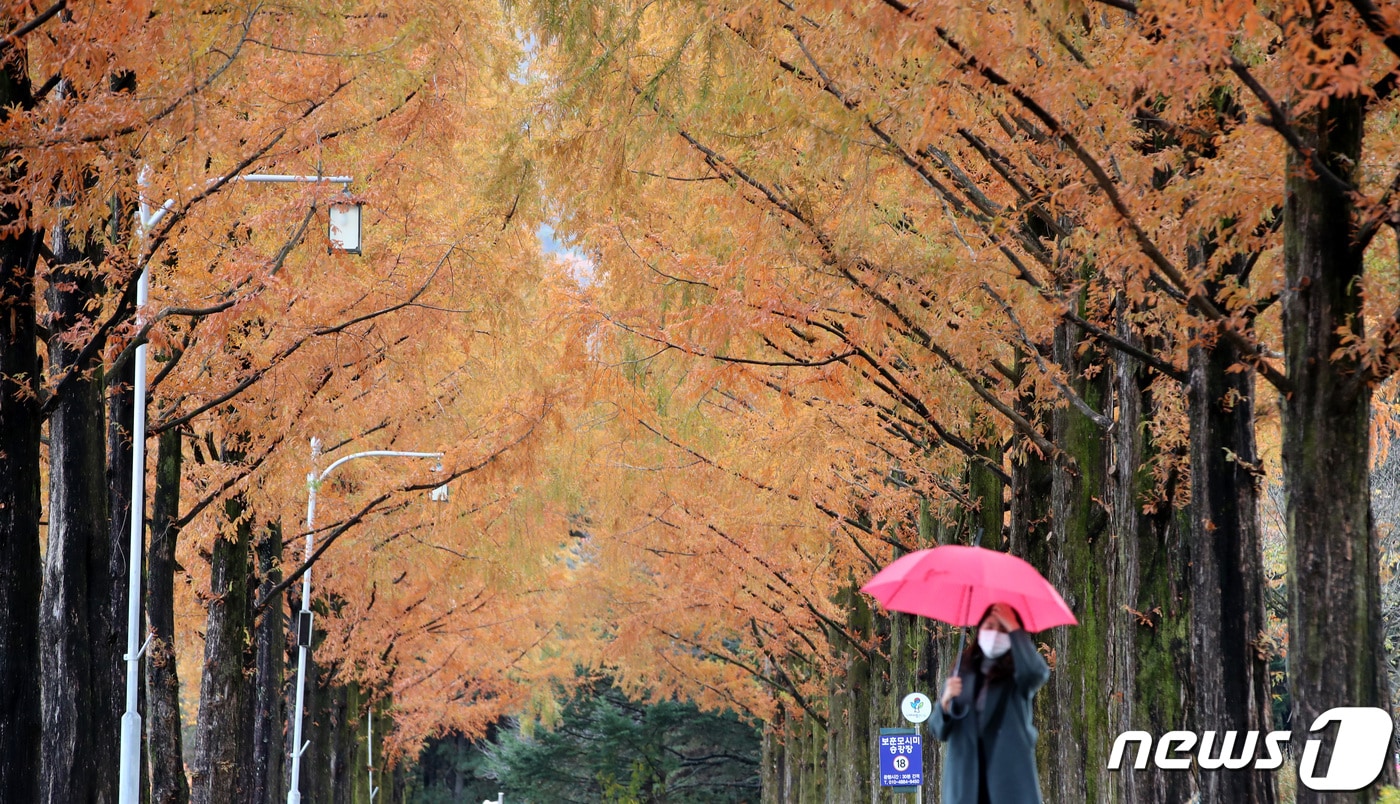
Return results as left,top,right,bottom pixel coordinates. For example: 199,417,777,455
861,544,1071,804
931,602,1049,804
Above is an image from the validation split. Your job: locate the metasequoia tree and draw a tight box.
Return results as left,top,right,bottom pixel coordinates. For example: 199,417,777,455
131,15,592,804
0,10,43,802
131,11,579,804
4,0,1398,800
516,0,1400,801
0,4,177,800
0,0,573,801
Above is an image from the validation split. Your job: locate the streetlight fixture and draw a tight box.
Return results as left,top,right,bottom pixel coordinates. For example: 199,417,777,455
119,171,360,804
328,193,363,254
287,437,447,804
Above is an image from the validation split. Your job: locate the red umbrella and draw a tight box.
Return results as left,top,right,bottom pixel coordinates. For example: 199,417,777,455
860,545,1077,633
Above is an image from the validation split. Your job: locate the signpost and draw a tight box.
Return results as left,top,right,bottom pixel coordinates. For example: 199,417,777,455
901,692,932,725
879,727,923,794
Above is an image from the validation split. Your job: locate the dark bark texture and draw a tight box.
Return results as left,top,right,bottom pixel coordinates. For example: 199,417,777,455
40,209,117,804
1040,321,1113,803
306,673,355,804
0,35,41,802
1282,68,1391,802
251,523,286,804
283,605,302,803
1110,320,1193,804
107,317,139,794
1187,253,1276,804
146,426,189,804
190,495,254,804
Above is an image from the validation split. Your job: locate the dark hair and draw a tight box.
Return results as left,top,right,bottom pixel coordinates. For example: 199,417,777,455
957,604,1022,682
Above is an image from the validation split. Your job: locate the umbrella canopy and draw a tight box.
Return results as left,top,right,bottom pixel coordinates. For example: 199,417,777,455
860,545,1077,633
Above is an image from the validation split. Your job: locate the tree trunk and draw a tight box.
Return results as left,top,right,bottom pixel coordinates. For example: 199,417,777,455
759,711,787,804
237,634,257,802
338,683,364,804
822,585,872,802
190,496,254,804
1187,253,1275,803
761,704,826,803
1112,320,1193,804
298,653,330,803
391,758,409,804
146,427,189,804
451,731,465,801
1009,347,1053,574
1008,357,1058,794
41,210,117,804
107,330,139,785
251,523,286,804
1039,321,1113,803
1282,68,1390,801
308,675,351,804
0,38,41,798
283,603,302,803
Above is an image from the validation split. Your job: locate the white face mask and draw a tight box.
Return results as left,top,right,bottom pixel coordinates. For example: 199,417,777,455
978,628,1011,659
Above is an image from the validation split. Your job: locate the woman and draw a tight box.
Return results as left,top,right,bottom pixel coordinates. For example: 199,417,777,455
930,602,1049,804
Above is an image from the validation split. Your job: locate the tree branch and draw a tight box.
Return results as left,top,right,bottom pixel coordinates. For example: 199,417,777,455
1347,0,1400,60
0,0,66,55
1226,57,1353,197
149,245,453,433
251,420,540,618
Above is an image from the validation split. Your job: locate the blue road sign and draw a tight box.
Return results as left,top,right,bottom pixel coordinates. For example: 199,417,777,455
878,727,923,792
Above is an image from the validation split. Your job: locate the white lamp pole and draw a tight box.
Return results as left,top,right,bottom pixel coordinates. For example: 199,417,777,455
117,174,168,804
286,439,445,804
367,711,379,802
118,171,358,804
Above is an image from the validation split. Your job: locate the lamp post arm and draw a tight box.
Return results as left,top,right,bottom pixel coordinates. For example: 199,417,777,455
120,165,357,804
286,444,441,804
237,174,352,184
138,173,352,212
137,173,351,255
316,450,445,484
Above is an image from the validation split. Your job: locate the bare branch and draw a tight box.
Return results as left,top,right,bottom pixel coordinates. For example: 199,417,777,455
598,309,855,367
149,245,454,433
251,419,541,617
1226,58,1353,197
981,283,1112,429
0,0,66,54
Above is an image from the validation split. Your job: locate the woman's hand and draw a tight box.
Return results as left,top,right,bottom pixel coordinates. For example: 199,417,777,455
940,675,962,711
988,603,1021,631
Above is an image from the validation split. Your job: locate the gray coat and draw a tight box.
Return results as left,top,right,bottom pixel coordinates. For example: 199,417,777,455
929,629,1049,804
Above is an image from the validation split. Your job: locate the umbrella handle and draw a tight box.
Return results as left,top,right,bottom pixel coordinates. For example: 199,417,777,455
953,627,966,679
950,527,985,680
953,584,972,679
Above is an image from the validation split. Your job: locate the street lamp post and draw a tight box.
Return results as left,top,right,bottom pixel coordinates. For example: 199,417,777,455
119,171,359,804
286,438,445,804
367,711,379,802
